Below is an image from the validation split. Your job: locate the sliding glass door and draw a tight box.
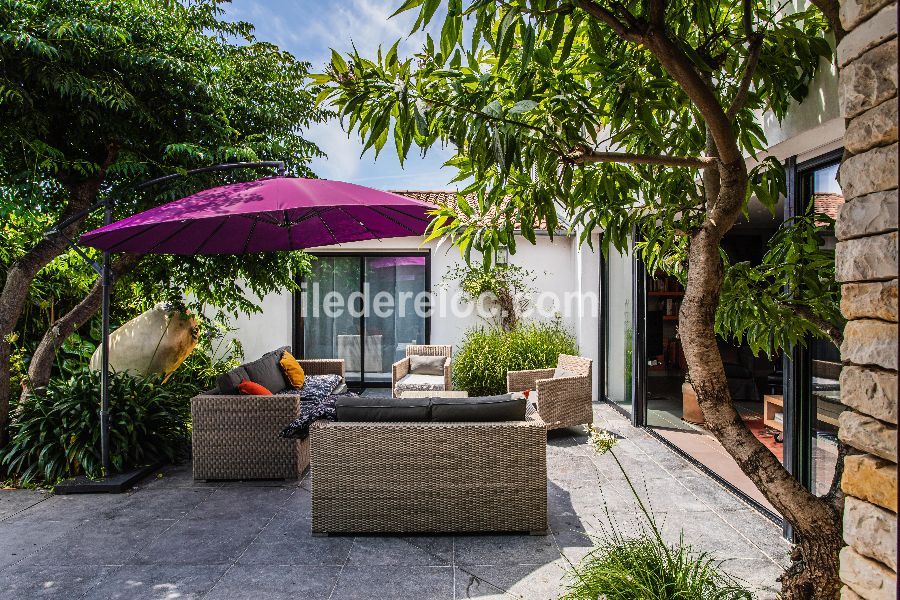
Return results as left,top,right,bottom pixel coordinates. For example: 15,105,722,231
299,253,429,387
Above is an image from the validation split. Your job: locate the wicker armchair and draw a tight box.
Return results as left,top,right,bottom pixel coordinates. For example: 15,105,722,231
310,413,547,535
507,354,593,430
391,344,453,397
191,358,344,481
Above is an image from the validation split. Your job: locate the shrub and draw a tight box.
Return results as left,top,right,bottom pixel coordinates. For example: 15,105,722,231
3,370,196,485
453,318,578,396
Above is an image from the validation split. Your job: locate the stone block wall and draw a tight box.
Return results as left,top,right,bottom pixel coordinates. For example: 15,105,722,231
836,1,898,598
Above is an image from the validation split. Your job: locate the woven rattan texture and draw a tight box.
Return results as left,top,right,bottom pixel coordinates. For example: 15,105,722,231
507,354,593,431
309,417,547,534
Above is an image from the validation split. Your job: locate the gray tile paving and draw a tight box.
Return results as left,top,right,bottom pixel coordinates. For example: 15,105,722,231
0,403,789,599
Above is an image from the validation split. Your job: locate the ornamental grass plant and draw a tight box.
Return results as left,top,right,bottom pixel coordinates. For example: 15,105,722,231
562,428,755,600
452,317,578,396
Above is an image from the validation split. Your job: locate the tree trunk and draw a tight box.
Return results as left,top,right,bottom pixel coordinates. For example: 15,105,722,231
0,172,112,445
23,253,141,396
678,165,843,599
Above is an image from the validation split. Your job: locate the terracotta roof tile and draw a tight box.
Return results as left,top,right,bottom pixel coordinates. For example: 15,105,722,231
390,189,562,232
813,192,844,221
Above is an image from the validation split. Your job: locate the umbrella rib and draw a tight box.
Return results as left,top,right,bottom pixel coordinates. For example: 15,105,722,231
314,208,339,244
144,220,200,254
284,210,294,249
192,216,230,255
376,204,431,223
87,220,164,252
363,206,425,235
241,216,259,254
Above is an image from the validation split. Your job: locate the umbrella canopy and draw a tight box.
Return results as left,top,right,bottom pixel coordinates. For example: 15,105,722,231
79,177,434,254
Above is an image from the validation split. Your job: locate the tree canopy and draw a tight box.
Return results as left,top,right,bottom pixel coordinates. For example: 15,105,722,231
317,1,846,595
318,0,838,356
0,0,325,424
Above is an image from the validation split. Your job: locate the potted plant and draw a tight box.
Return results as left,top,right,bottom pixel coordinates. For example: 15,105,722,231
681,373,705,425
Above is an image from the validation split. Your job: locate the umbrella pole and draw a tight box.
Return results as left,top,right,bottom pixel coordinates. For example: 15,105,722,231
100,198,113,474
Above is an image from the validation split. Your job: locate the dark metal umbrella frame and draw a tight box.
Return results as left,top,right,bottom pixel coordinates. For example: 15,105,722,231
45,161,286,481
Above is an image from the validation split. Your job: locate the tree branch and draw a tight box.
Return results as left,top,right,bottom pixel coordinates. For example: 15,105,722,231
726,0,764,120
726,33,764,120
649,0,666,28
566,147,717,168
807,0,847,43
571,0,643,43
787,302,845,349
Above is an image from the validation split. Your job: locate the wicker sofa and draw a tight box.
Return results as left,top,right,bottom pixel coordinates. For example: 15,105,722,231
191,355,344,481
309,411,547,535
507,354,593,430
391,344,453,397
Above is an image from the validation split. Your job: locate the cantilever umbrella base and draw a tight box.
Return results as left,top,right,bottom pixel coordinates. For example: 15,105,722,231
54,464,159,494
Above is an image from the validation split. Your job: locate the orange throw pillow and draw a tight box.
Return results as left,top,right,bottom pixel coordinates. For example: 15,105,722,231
279,351,305,389
237,379,272,396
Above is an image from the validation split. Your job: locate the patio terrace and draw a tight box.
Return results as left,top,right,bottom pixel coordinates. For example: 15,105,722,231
0,404,789,599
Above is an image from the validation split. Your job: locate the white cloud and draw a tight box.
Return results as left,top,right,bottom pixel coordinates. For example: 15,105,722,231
227,0,457,190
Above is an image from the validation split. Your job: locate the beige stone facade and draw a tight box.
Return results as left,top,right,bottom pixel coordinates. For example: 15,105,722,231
836,1,898,597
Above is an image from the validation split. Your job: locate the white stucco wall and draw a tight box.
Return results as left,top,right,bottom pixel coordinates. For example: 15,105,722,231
226,231,601,397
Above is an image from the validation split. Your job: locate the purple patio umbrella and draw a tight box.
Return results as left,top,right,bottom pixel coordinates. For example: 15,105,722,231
71,169,435,483
79,177,434,254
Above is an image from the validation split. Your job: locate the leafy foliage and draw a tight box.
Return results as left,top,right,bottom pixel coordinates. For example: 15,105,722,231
453,318,578,395
443,261,534,329
317,0,838,356
3,370,196,485
717,210,843,354
0,0,324,396
564,531,753,600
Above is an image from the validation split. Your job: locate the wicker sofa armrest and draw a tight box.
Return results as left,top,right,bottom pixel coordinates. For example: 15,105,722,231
392,357,411,397
443,356,453,391
297,359,345,377
507,368,555,392
191,393,303,480
534,374,593,429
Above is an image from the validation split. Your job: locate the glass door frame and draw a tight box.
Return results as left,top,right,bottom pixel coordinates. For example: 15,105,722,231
783,148,844,497
293,250,432,388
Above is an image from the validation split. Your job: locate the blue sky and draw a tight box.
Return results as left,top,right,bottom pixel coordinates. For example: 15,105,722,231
224,0,458,192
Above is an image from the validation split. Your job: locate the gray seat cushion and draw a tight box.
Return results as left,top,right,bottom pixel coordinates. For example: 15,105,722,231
409,355,445,375
335,396,430,422
431,394,526,422
553,367,577,379
395,373,445,393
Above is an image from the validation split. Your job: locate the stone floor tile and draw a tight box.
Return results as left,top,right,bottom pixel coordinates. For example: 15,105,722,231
85,564,229,599
330,565,454,600
129,517,266,565
454,534,560,566
455,561,569,599
236,534,353,566
0,565,110,599
0,489,49,520
347,535,454,566
204,564,340,600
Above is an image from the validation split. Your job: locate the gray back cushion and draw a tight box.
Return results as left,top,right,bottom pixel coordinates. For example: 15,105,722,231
217,365,249,395
409,355,445,375
218,346,290,395
244,346,290,394
335,396,430,422
431,394,526,422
